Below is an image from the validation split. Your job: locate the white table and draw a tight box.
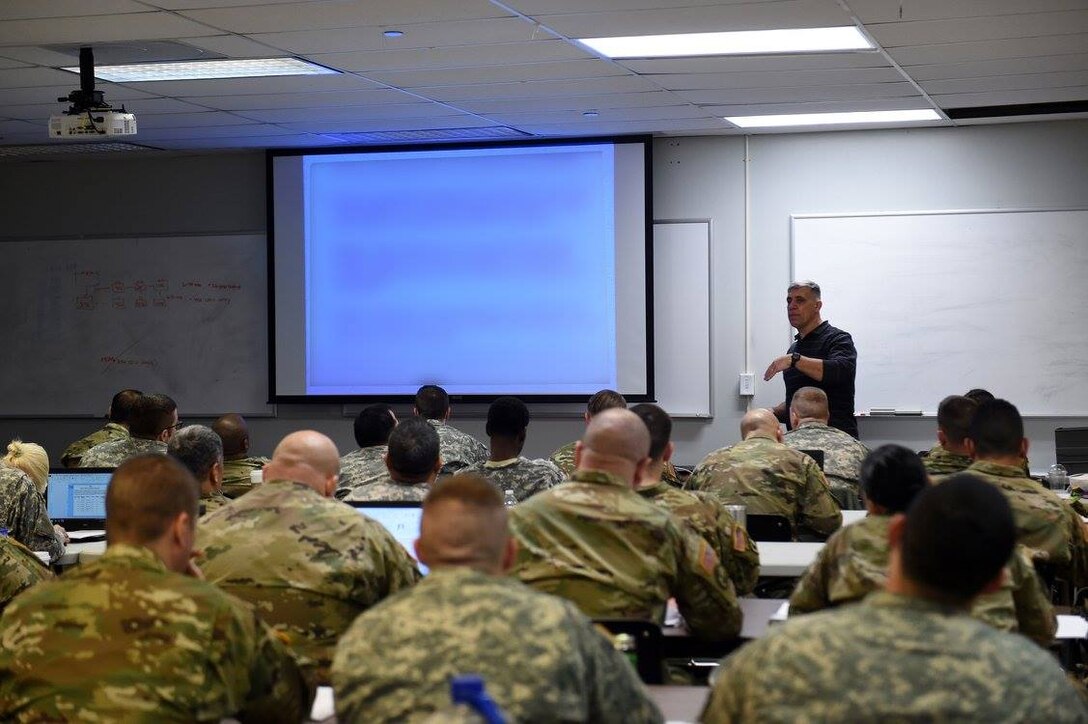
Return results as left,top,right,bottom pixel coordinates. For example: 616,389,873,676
840,510,867,525
756,542,823,577
55,534,106,567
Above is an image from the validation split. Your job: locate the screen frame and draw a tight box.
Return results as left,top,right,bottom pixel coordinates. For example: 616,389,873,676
265,135,655,405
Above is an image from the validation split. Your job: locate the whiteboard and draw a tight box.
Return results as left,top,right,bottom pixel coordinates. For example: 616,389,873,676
0,234,272,416
654,221,712,417
792,209,1088,416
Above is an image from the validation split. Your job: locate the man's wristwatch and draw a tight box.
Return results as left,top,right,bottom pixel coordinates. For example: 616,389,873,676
790,352,800,368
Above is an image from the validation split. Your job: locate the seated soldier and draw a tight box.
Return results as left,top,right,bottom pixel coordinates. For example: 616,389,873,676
632,403,760,596
60,388,140,468
4,439,50,495
342,418,441,503
0,464,64,562
922,395,977,477
0,534,52,614
790,445,1056,646
213,413,270,499
81,392,178,468
168,424,231,515
0,455,311,722
414,384,487,474
689,409,841,540
460,396,563,502
335,404,397,500
199,430,421,685
332,474,663,724
509,409,741,641
782,387,869,509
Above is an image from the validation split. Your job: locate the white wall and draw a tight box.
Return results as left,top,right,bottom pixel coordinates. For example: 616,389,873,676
2,120,1086,469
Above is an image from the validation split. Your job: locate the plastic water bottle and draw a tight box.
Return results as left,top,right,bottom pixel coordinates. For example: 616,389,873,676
1048,463,1069,492
450,675,506,724
503,489,517,508
0,527,8,537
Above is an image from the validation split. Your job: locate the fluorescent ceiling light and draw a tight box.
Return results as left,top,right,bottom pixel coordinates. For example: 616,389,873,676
726,109,941,128
61,57,338,82
578,26,872,58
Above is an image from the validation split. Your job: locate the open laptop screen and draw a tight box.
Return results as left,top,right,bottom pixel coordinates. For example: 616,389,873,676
348,501,426,574
47,468,111,529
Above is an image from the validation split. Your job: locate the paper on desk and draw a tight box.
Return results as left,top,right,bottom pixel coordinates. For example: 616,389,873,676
67,530,106,540
1057,615,1088,640
310,686,335,721
34,552,50,564
770,602,790,622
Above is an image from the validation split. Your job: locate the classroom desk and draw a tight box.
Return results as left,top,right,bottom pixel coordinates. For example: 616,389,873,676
662,598,788,659
757,542,823,577
841,509,867,525
55,535,106,567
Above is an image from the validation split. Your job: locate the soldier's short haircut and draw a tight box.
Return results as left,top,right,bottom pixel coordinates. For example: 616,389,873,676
106,455,199,544
486,397,530,438
427,473,504,510
586,389,626,417
422,474,507,565
168,425,223,481
937,395,978,444
630,403,672,460
790,386,829,420
414,385,450,419
901,474,1014,603
127,393,178,439
787,280,821,299
354,404,396,448
109,389,143,424
968,399,1023,458
964,388,995,405
212,413,248,456
387,417,440,478
860,444,929,513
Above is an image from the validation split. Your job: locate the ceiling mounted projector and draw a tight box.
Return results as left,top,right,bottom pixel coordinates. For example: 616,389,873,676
50,46,136,138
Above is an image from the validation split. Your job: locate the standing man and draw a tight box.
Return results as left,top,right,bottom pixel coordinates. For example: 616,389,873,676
764,281,858,439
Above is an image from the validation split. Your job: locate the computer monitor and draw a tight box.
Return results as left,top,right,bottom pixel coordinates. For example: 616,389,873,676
348,501,427,574
46,468,112,530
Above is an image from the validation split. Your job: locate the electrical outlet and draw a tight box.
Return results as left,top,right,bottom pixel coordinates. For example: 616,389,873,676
739,373,755,396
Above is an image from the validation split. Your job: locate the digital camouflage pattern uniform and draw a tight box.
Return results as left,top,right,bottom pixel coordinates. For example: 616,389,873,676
783,421,869,509
689,434,842,540
636,479,760,595
0,543,311,723
508,469,741,640
922,443,972,477
60,421,128,468
702,591,1088,724
335,445,388,499
0,535,52,614
341,475,429,503
551,441,685,487
426,419,487,474
459,456,564,502
788,515,1056,646
79,436,167,468
0,466,63,561
198,480,421,684
331,567,664,724
200,489,232,516
221,456,270,499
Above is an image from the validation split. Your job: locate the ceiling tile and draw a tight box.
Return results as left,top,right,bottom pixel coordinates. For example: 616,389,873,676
868,10,1088,47
366,59,628,88
647,67,905,91
0,1,148,20
456,90,686,114
933,86,1088,107
130,111,255,129
120,72,382,98
2,84,157,106
134,123,297,140
422,75,662,101
849,0,1088,23
143,0,329,8
278,115,495,134
487,104,716,125
513,118,728,136
2,97,206,120
0,56,31,69
0,12,221,45
671,82,923,105
178,0,508,33
307,40,593,73
148,133,340,149
889,33,1088,66
906,53,1088,81
506,0,787,13
617,52,891,74
183,87,420,111
921,71,1088,95
0,67,89,89
703,98,937,116
176,34,286,58
234,102,464,124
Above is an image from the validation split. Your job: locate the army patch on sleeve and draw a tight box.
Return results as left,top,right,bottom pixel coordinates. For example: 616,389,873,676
732,524,748,553
699,540,718,574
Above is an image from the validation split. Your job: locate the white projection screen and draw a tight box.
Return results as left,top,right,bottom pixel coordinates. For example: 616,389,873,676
268,137,653,402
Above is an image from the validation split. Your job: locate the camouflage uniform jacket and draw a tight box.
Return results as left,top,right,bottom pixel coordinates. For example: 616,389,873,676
0,543,311,723
341,474,429,503
0,535,52,614
331,567,664,724
701,591,1088,724
689,434,842,540
551,440,684,486
221,456,270,499
788,515,1056,646
426,419,487,474
201,489,232,516
0,466,63,561
636,479,760,595
922,444,972,477
459,456,564,502
508,469,741,641
966,460,1078,568
60,421,128,468
783,421,869,510
80,436,167,468
198,480,421,683
335,445,388,499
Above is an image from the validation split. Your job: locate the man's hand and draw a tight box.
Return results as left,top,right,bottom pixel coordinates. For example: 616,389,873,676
186,549,205,579
53,524,70,544
764,355,793,381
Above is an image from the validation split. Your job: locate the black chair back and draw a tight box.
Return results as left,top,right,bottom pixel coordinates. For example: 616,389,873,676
799,449,825,470
1056,427,1088,475
746,514,793,542
593,619,664,684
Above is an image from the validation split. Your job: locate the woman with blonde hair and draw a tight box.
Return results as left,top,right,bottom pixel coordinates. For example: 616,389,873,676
4,440,49,495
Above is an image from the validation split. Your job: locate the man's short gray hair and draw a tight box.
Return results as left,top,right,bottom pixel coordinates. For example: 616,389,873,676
787,280,821,299
167,424,223,481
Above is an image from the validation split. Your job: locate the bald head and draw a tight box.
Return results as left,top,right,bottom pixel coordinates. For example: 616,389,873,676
415,474,512,574
575,408,652,486
213,413,250,457
741,409,781,439
790,387,829,424
263,430,340,497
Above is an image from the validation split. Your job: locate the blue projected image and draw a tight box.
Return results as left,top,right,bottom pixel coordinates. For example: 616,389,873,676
301,144,618,395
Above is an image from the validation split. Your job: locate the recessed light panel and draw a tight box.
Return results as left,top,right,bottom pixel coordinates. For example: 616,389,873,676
726,109,941,128
578,26,872,58
61,57,338,82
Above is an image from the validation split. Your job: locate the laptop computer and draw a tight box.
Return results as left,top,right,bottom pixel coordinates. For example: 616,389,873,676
347,501,427,574
46,468,112,531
